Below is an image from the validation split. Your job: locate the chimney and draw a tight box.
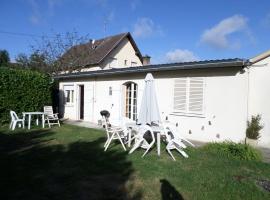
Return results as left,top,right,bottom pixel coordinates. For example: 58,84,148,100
91,39,96,49
142,55,151,65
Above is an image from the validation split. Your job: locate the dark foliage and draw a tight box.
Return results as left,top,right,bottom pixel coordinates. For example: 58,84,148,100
0,49,10,66
0,67,52,124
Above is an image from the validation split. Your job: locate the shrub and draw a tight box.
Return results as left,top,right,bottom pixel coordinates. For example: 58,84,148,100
246,115,263,140
203,142,262,161
0,67,52,124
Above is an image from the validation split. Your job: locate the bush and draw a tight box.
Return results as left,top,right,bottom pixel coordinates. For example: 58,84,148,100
246,115,263,140
203,142,262,161
0,67,52,124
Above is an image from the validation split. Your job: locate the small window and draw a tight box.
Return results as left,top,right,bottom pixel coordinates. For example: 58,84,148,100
124,60,128,66
173,77,204,114
63,85,74,104
109,58,118,68
109,86,112,96
131,61,137,66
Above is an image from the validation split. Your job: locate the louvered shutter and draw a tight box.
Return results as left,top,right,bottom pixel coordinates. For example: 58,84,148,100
188,78,204,113
173,78,187,112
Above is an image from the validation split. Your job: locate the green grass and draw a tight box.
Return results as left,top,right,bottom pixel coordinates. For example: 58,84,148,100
0,124,270,200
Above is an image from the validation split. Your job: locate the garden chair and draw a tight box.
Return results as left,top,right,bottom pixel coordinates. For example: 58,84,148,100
102,117,128,151
161,124,189,160
10,110,25,130
164,123,195,147
129,124,155,157
43,106,60,128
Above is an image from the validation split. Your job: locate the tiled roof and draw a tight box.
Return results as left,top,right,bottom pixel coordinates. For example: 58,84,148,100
60,32,142,69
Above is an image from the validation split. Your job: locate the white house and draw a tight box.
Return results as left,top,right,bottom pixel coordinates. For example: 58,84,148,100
55,33,270,147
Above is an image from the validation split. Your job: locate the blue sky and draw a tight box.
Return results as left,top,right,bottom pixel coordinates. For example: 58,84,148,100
1,0,270,63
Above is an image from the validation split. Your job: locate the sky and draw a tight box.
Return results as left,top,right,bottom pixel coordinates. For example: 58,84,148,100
1,0,270,63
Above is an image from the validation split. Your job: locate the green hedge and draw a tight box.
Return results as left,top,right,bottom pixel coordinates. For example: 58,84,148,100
0,67,52,124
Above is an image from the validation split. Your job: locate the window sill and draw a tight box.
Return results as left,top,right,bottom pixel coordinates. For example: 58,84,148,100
170,112,206,118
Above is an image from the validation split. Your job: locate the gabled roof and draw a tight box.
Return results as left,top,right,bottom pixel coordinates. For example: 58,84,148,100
54,58,247,80
250,49,270,64
60,32,143,69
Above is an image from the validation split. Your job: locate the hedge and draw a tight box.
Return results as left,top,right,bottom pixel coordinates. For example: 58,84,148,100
0,67,53,124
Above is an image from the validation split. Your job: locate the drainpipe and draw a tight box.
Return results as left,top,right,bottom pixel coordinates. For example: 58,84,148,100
92,77,96,122
245,61,252,144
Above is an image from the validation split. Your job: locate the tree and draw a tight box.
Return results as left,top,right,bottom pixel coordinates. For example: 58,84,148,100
28,51,48,72
15,53,29,68
31,31,90,74
0,49,10,66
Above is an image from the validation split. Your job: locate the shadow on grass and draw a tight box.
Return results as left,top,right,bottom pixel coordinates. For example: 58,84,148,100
160,179,184,200
0,128,141,200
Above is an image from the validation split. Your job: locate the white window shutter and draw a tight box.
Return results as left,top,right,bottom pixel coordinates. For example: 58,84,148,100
173,78,187,112
189,78,204,113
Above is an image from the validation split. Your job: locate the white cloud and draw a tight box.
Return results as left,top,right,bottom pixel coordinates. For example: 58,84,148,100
165,49,199,63
130,0,140,11
262,13,270,28
132,17,163,38
200,15,248,49
27,0,62,25
28,0,41,24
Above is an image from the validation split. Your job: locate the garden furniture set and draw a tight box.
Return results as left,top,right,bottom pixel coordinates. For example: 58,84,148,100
9,106,60,130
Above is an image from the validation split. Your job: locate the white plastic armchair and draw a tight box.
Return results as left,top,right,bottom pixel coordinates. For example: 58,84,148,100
129,124,155,157
161,124,188,160
44,106,60,128
103,118,128,151
10,111,25,130
165,124,195,147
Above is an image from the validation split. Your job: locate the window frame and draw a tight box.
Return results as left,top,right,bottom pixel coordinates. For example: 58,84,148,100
63,85,75,105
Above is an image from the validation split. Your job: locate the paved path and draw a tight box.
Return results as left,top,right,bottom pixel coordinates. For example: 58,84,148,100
64,120,103,130
258,147,270,163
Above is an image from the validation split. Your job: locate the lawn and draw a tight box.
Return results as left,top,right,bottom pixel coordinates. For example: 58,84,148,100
0,124,270,200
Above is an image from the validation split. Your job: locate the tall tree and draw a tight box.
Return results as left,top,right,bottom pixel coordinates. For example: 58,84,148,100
0,50,10,66
15,53,29,68
31,31,89,74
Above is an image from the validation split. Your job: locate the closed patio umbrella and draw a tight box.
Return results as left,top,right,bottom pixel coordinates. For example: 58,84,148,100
137,73,161,125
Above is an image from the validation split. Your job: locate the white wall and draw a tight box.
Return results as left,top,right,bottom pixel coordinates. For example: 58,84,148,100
249,56,270,147
59,67,251,144
100,37,142,69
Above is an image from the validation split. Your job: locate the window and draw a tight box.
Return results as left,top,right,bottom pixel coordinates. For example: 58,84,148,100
109,57,118,68
124,82,137,120
63,85,74,104
173,77,204,114
131,61,137,67
124,60,128,66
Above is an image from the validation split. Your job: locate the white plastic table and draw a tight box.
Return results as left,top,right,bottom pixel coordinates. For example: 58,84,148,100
126,123,163,156
22,112,45,130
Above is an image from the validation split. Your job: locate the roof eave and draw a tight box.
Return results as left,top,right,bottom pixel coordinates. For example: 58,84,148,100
54,59,247,80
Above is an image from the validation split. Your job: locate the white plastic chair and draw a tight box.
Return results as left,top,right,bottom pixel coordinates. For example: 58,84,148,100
44,106,60,128
129,125,155,157
165,124,195,147
161,124,188,160
103,117,128,151
10,111,25,130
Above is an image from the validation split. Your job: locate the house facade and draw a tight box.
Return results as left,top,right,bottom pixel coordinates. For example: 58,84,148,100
60,32,146,72
55,33,270,147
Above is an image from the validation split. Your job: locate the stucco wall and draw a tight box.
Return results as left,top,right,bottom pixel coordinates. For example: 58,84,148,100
59,67,251,144
100,37,142,69
249,56,270,147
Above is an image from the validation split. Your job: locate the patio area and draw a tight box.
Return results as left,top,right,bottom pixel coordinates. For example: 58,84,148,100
1,124,270,200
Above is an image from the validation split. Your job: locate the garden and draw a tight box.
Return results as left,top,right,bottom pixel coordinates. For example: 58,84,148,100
0,124,270,200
